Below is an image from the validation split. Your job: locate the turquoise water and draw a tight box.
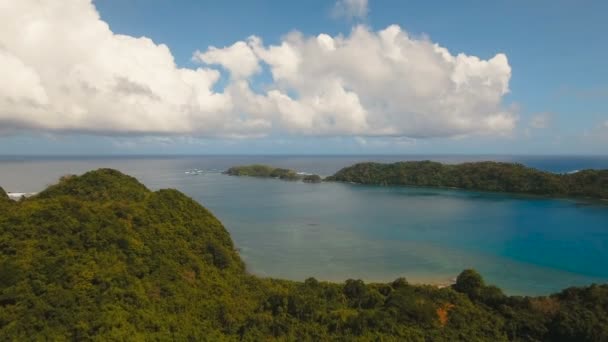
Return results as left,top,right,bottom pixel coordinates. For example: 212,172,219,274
1,155,608,295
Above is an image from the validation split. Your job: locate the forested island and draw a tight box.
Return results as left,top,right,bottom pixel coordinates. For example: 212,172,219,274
224,164,322,183
327,161,608,200
0,169,607,340
224,161,608,200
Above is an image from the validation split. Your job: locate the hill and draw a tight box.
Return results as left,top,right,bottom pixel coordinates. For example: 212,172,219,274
0,169,607,340
327,161,608,199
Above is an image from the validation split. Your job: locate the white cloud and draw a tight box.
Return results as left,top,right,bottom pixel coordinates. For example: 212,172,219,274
354,136,416,148
332,0,369,20
0,0,515,140
193,41,260,79
235,25,515,137
0,0,242,136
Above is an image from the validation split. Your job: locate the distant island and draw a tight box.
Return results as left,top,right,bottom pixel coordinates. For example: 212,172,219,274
1,169,606,340
224,161,608,200
327,161,608,200
224,164,322,183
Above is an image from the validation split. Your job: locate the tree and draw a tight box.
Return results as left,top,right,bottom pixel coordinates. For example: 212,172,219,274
303,175,322,183
392,277,409,289
454,269,485,298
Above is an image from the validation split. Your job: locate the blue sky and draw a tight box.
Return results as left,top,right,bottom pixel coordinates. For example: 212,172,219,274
0,0,606,154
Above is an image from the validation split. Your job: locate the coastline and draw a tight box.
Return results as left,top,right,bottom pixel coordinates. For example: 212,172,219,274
225,170,608,204
330,179,608,205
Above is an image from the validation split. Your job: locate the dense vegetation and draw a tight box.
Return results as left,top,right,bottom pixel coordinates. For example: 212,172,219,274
327,161,608,199
224,164,322,183
1,169,607,340
0,186,8,202
302,174,322,183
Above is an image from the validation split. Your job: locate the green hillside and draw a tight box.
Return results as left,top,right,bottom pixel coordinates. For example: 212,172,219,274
0,169,607,340
327,161,608,199
0,186,8,201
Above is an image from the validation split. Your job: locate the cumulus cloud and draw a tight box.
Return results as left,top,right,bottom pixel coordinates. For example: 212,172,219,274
193,41,260,79
0,0,243,136
332,0,369,20
233,25,515,137
0,0,515,139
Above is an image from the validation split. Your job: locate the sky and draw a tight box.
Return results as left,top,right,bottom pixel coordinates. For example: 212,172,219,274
0,0,606,155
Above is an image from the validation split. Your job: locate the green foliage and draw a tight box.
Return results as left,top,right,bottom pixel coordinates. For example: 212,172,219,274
392,277,409,288
0,187,9,211
454,269,485,297
224,164,323,183
37,169,149,202
0,186,7,201
0,169,606,340
546,284,608,341
386,286,437,325
327,161,608,199
303,174,322,183
224,164,299,179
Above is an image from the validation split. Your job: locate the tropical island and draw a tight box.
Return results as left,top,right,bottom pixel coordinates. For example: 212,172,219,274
224,164,322,183
327,161,608,199
224,161,608,200
0,169,607,340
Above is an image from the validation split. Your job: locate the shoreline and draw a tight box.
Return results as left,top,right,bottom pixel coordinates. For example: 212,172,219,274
330,179,608,204
225,171,608,205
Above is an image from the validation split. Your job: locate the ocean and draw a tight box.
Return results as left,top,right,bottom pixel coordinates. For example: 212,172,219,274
1,154,607,295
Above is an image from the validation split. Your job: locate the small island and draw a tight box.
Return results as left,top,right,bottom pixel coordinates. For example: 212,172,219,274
326,160,608,200
224,164,322,183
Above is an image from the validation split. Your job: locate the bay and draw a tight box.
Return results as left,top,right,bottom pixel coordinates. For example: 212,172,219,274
1,154,607,295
